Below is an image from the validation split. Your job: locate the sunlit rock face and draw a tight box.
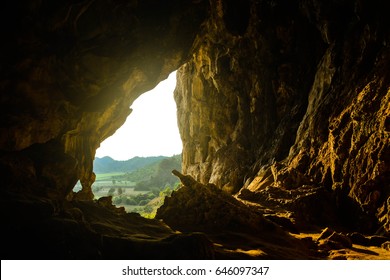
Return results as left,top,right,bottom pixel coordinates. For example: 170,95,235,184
175,0,389,233
176,0,325,192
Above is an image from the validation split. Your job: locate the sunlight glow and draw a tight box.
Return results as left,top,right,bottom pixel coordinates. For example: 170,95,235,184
95,71,182,160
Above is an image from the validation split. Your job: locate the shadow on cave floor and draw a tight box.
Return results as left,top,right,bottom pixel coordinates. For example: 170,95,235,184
67,199,321,260
1,175,389,260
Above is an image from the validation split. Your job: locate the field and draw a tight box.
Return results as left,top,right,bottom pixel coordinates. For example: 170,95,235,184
95,172,125,181
92,185,148,199
94,172,136,187
72,170,175,216
73,172,146,199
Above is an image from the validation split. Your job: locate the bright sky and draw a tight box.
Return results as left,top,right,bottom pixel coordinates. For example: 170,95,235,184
95,71,182,160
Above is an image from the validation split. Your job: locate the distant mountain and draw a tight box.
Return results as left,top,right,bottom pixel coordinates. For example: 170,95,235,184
131,154,182,190
93,156,167,174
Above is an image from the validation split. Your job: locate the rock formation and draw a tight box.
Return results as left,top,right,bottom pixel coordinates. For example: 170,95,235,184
0,0,389,259
175,0,389,234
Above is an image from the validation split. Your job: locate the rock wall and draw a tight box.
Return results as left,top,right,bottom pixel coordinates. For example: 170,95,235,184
175,0,389,232
176,0,325,192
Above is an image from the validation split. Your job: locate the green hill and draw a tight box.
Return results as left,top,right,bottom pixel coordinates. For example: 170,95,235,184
132,154,182,191
93,155,166,174
106,154,181,189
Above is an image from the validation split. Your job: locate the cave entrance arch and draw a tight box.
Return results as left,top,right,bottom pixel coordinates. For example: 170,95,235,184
74,71,183,216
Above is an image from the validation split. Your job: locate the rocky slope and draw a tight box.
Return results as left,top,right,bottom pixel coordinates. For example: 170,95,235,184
0,0,389,259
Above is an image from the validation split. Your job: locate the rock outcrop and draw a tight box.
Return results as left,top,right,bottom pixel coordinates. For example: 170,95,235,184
0,0,389,259
157,170,319,259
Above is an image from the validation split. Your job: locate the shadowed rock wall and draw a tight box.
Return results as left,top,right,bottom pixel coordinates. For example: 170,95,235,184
0,0,208,201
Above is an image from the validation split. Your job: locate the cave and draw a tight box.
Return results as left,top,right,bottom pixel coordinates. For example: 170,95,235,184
0,0,389,260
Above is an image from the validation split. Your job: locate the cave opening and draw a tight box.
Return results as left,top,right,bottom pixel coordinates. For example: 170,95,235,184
73,71,183,217
2,0,389,262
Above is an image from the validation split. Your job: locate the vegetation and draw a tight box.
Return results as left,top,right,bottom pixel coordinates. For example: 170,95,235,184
89,154,182,218
93,156,166,173
95,172,126,181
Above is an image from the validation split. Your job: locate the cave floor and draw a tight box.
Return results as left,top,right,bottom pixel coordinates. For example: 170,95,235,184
290,232,390,260
2,191,389,259
67,200,390,260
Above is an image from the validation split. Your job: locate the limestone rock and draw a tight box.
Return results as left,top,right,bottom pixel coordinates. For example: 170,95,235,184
368,235,390,247
317,227,335,241
238,182,338,231
100,232,215,260
382,241,390,251
97,196,126,214
317,228,353,250
156,170,272,233
347,232,370,246
176,0,325,193
264,214,299,234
